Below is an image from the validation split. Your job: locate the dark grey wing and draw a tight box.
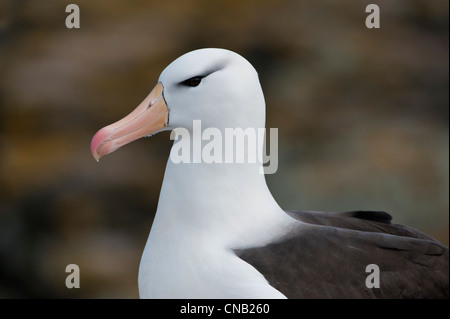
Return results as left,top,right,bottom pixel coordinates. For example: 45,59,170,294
287,210,438,240
234,210,449,298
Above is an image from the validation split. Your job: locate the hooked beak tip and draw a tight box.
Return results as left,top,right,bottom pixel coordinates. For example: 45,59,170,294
90,127,109,162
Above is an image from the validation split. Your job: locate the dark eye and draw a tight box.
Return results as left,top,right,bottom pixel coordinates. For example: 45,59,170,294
180,76,204,87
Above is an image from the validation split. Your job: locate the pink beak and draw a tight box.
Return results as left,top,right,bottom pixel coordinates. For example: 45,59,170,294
90,83,169,161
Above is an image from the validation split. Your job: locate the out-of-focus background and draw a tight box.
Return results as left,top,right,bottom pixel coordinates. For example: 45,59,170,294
0,0,448,298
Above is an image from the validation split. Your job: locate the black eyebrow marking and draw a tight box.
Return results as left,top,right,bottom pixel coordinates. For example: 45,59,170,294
177,61,229,86
201,61,228,77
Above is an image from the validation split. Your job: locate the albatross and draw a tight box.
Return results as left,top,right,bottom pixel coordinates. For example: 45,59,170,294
91,48,449,298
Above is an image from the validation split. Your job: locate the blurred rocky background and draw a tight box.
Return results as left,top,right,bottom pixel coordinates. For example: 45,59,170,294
0,0,448,298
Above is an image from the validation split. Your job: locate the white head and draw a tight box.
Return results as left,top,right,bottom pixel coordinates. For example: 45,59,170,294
91,48,266,161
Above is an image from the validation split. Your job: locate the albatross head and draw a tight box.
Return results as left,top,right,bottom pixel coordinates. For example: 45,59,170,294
91,48,265,161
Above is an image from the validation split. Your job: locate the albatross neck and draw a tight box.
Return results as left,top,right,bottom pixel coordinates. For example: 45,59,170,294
152,131,293,247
